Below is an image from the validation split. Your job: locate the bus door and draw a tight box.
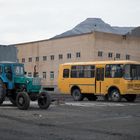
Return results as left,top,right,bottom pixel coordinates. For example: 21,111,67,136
58,66,70,93
95,67,104,94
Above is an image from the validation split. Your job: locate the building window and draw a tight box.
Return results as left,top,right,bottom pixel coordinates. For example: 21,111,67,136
43,72,46,79
98,51,103,57
28,57,32,62
43,56,47,61
36,57,39,62
28,72,32,77
76,52,81,58
50,55,54,60
59,54,63,60
50,71,54,79
126,55,130,60
108,52,113,58
22,58,25,63
67,53,71,59
116,53,120,59
34,72,39,77
122,35,126,40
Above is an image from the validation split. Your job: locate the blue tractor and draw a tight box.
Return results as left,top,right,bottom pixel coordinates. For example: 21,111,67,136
0,61,51,110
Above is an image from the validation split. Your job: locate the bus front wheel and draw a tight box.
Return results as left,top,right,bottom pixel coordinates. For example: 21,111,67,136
110,89,121,102
72,89,84,101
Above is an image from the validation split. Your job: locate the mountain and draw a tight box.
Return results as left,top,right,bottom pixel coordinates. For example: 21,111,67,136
127,26,140,37
52,18,135,39
113,27,134,34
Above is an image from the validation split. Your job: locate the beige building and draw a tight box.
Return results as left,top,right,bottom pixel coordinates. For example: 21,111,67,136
16,31,140,91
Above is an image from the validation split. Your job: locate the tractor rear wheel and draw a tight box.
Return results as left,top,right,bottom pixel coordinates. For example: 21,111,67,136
16,92,30,110
38,92,51,109
0,79,6,105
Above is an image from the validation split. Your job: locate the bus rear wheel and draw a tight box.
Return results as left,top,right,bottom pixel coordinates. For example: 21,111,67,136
124,94,136,102
72,89,84,101
110,89,121,102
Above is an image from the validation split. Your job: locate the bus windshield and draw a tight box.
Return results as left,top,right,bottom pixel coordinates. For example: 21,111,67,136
14,65,24,76
124,64,140,80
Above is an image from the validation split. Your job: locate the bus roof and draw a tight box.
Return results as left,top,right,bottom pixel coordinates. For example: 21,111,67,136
62,60,140,66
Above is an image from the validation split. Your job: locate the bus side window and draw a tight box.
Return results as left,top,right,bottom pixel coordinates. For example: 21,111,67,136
63,69,69,78
105,65,111,78
105,64,123,78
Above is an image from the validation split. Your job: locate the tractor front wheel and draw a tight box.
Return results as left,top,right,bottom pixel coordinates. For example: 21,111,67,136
16,92,30,110
38,92,51,109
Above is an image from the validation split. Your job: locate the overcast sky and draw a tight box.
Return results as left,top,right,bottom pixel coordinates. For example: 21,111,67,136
0,0,140,45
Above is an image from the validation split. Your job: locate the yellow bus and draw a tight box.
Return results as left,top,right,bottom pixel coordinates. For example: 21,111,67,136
58,60,140,102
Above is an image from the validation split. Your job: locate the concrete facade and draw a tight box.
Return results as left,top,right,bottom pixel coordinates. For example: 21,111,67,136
16,31,140,91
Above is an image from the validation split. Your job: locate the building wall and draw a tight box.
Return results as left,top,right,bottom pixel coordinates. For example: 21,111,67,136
16,32,140,90
16,33,95,88
94,32,140,61
0,45,17,62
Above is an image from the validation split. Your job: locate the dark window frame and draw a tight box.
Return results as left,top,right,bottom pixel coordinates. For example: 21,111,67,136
22,58,25,63
43,72,47,79
59,54,63,60
43,56,47,61
36,57,39,62
28,72,32,77
67,53,71,59
98,51,103,57
76,52,81,58
28,57,32,62
50,55,55,60
116,53,120,59
63,69,69,78
126,54,130,60
50,71,54,79
108,52,113,58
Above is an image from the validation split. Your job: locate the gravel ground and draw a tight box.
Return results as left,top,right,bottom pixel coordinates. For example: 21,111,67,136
0,96,140,140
